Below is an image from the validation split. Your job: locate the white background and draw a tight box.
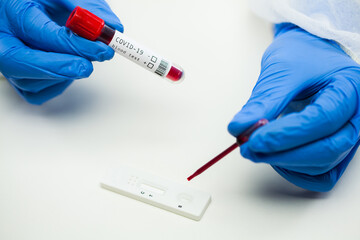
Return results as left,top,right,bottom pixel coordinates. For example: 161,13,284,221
0,0,359,239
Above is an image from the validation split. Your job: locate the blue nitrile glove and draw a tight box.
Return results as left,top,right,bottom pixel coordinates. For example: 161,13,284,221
0,0,124,105
228,23,360,192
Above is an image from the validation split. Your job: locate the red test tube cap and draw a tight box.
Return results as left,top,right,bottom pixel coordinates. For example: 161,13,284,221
66,6,105,41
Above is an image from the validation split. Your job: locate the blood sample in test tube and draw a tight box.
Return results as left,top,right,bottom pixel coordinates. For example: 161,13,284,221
66,6,184,83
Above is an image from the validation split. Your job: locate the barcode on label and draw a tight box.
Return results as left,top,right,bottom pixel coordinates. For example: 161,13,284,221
155,60,169,77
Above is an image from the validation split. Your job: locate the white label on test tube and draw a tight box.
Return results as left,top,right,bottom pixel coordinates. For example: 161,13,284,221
109,31,172,78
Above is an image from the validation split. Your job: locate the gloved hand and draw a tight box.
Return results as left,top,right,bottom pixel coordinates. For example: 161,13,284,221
228,23,360,192
0,0,123,105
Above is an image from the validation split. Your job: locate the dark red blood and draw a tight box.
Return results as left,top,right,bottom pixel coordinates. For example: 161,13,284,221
166,66,183,81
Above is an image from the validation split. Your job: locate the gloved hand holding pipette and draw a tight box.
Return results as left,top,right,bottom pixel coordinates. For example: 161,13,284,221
0,0,123,105
228,23,360,192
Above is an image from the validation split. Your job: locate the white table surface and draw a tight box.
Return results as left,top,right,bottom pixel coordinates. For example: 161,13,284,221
0,1,359,239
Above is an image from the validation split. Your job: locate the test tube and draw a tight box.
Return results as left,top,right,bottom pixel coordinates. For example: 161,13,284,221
66,6,184,83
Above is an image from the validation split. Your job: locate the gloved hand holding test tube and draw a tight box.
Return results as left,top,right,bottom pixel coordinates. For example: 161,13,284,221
66,7,184,83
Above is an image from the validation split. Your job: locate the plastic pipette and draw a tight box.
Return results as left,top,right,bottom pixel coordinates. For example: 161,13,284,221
187,119,268,181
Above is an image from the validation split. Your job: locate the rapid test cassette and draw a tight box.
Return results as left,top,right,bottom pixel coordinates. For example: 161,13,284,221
100,166,211,221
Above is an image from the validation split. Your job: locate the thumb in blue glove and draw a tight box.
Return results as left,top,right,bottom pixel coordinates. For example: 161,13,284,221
228,23,360,192
0,0,124,105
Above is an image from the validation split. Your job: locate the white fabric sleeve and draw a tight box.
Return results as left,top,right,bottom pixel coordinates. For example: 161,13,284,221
250,0,360,63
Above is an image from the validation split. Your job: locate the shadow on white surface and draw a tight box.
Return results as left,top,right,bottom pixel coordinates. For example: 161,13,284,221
252,175,329,200
0,81,99,118
240,165,331,202
250,150,360,201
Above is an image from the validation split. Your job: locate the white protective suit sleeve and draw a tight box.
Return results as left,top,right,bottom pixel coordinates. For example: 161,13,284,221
250,0,360,63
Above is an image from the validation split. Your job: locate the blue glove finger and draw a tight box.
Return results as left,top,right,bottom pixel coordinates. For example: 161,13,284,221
228,75,300,137
272,139,360,192
8,1,114,62
13,80,73,105
36,0,124,32
76,2,124,32
241,121,359,175
0,35,92,92
248,73,359,152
